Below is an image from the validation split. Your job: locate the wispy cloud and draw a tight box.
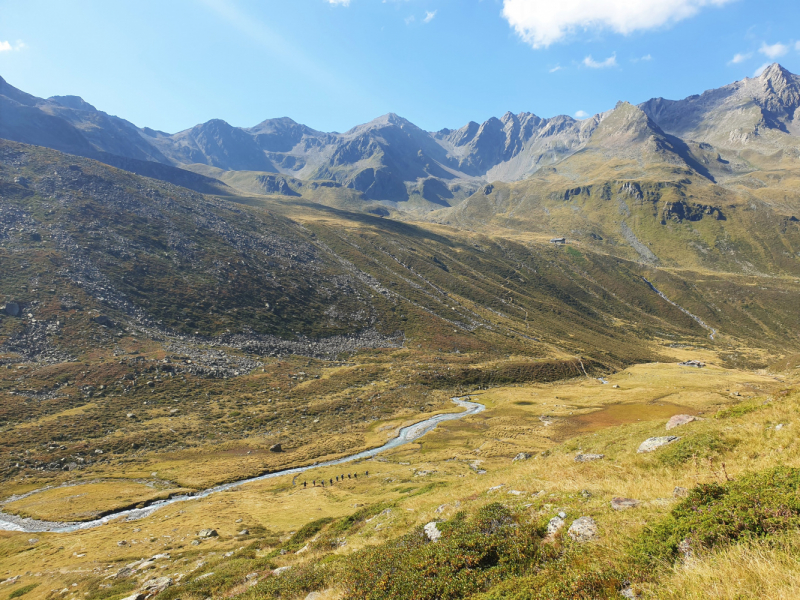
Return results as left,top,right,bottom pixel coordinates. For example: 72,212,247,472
729,52,751,64
575,110,589,118
501,0,734,49
631,54,652,63
198,0,374,112
549,65,562,73
423,10,437,23
583,53,617,69
326,0,351,5
0,40,25,52
405,15,415,24
759,42,789,59
796,41,800,51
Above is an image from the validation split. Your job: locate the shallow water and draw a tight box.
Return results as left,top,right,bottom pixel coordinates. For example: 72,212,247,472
0,398,485,534
565,402,695,436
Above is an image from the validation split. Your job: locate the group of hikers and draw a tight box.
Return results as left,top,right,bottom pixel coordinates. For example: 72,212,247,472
303,471,369,488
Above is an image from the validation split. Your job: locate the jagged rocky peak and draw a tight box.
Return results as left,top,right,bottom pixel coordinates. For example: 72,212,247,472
754,63,800,112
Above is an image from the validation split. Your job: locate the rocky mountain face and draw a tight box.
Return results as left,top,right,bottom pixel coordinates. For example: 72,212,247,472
3,64,800,206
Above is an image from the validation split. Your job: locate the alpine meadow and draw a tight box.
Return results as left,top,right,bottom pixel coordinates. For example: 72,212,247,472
3,2,800,598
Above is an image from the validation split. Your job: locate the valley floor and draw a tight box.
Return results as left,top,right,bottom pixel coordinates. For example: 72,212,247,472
1,344,798,600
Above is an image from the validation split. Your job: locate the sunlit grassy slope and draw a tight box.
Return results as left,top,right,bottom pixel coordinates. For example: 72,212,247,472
2,140,800,599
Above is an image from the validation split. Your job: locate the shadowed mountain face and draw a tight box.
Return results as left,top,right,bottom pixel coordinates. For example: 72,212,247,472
3,64,800,207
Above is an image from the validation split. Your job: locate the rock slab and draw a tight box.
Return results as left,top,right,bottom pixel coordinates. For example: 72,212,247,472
610,497,640,511
637,436,680,453
575,453,605,462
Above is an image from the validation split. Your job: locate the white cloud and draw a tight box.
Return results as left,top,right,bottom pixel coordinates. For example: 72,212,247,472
583,53,617,68
640,54,652,61
405,15,415,24
729,52,751,64
326,0,351,5
423,10,437,23
753,62,771,77
575,110,589,118
759,42,789,59
0,40,24,52
501,0,733,48
796,41,800,51
549,65,562,72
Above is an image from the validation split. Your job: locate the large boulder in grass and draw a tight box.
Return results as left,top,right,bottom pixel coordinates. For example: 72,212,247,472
637,436,680,453
567,516,599,542
666,414,699,430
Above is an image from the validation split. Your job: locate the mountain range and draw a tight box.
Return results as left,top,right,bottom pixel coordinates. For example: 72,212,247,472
3,64,800,208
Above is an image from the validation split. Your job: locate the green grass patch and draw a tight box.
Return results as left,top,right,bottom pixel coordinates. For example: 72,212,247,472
715,402,761,419
656,432,735,467
8,584,38,599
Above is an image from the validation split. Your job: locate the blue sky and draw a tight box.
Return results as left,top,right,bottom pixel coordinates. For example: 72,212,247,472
1,0,800,133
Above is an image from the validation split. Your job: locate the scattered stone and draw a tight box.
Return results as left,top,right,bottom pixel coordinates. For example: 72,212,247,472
575,453,605,462
93,315,114,327
677,538,693,559
678,360,705,368
28,538,39,544
558,511,567,519
424,522,442,542
673,486,689,498
487,485,504,493
775,423,786,431
434,504,448,513
197,529,218,539
273,566,292,576
610,497,640,511
190,540,200,546
238,529,249,536
3,302,20,317
508,490,524,496
612,384,620,389
245,572,259,582
637,436,680,453
546,516,565,537
512,452,531,462
117,540,127,546
666,414,698,430
195,572,215,580
269,444,283,453
305,593,323,600
126,413,135,419
620,587,640,599
581,490,592,499
567,517,599,542
1,576,20,586
120,594,145,600
140,577,172,594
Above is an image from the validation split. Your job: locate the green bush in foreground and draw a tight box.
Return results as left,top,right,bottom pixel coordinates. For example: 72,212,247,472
8,584,38,599
340,503,553,600
634,466,800,567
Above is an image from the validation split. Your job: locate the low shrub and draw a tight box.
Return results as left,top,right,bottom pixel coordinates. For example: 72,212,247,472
340,503,553,600
634,466,800,567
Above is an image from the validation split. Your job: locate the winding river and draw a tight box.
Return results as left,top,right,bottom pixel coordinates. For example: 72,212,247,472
0,397,485,534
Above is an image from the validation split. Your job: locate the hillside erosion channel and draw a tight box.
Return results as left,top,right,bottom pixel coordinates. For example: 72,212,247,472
0,398,485,534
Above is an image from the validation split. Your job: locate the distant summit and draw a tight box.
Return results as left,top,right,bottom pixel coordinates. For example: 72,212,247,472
3,64,800,203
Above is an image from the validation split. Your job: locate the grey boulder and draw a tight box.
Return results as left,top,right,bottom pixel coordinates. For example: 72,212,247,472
637,436,680,453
